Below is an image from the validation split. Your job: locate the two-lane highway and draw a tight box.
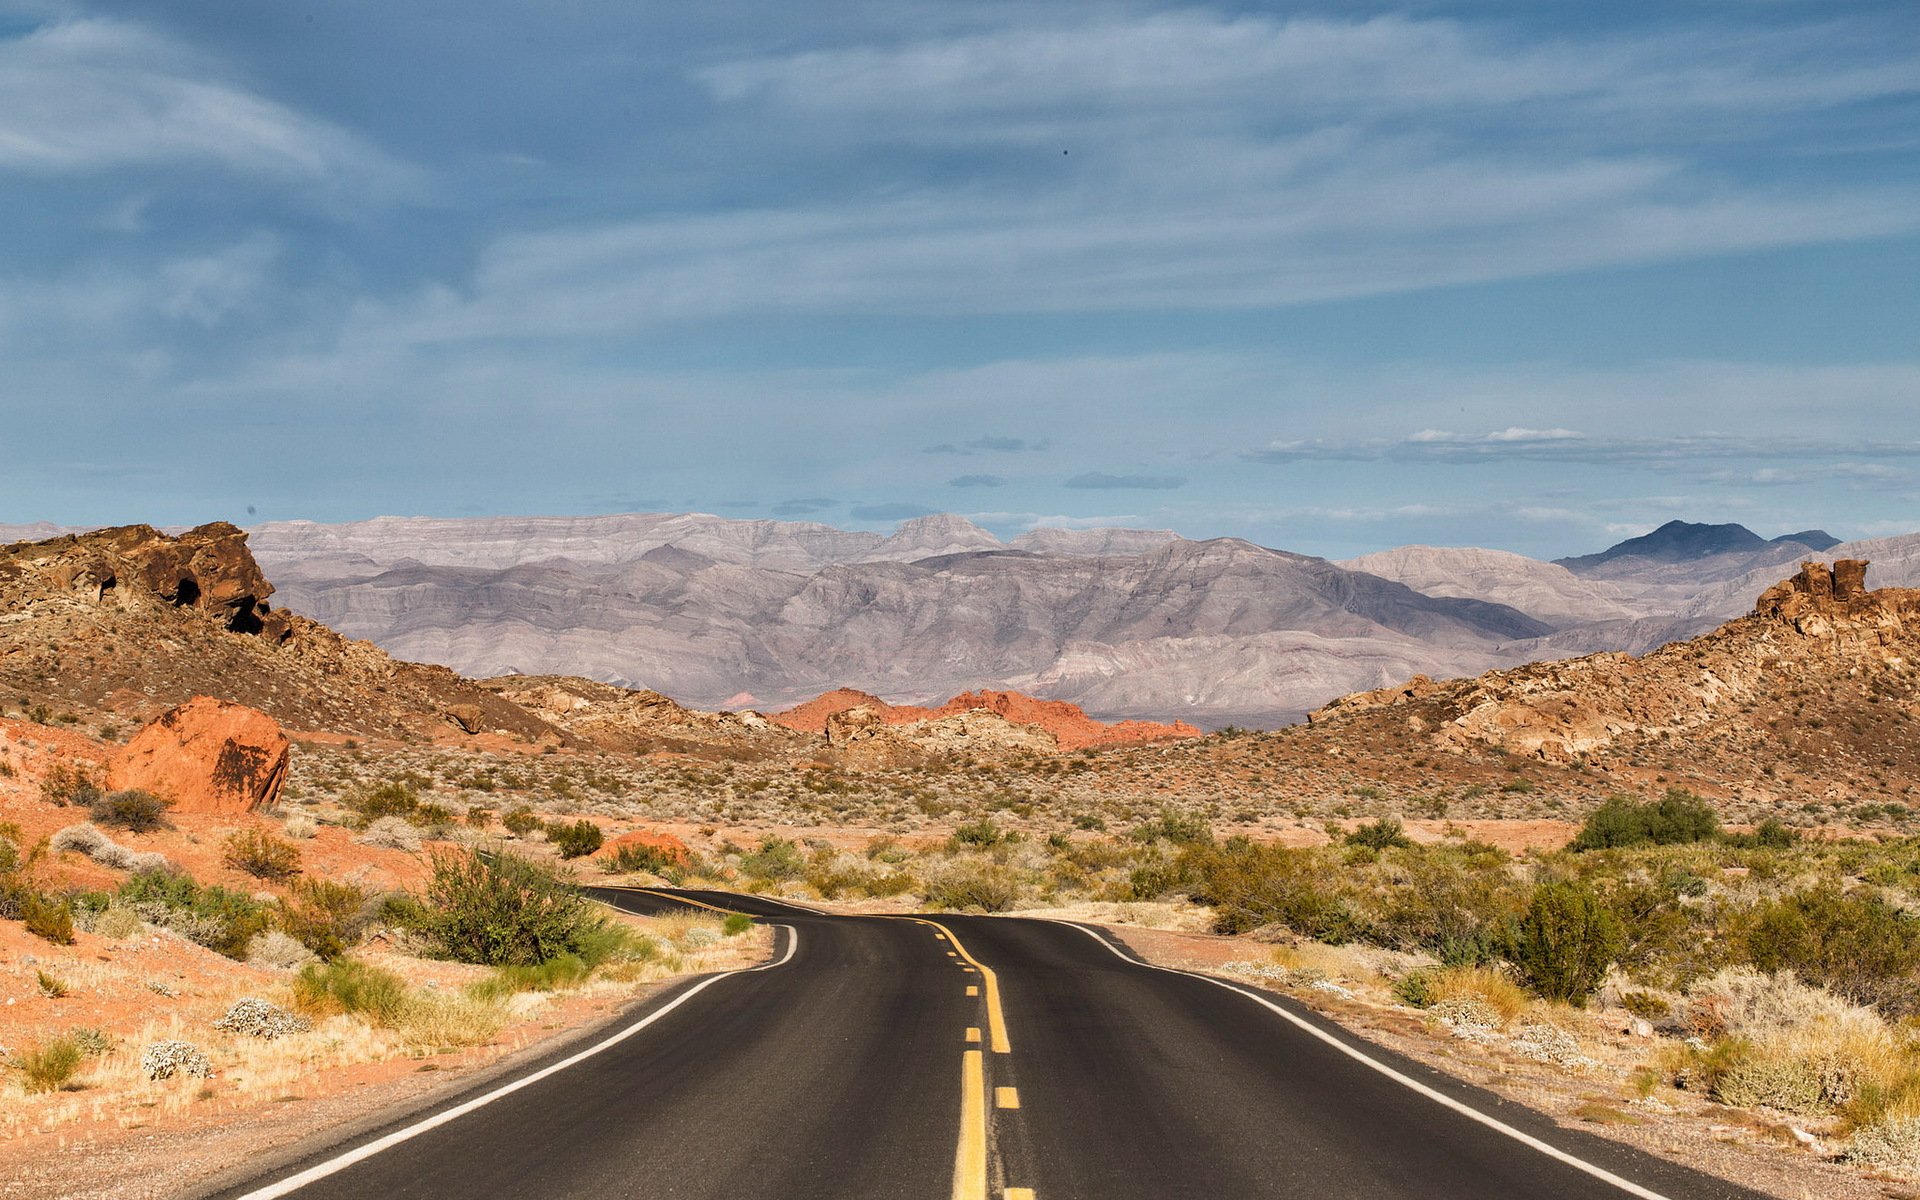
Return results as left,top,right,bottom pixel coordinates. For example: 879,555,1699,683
214,890,1772,1200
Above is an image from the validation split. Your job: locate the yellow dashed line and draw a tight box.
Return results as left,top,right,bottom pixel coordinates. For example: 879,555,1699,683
954,1051,987,1200
1005,1189,1035,1199
965,1027,982,1043
966,985,979,997
995,1087,1020,1110
902,918,1010,1054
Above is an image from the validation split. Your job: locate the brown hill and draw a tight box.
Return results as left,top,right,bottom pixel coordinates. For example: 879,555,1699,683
0,524,554,743
770,686,1201,750
1286,559,1920,805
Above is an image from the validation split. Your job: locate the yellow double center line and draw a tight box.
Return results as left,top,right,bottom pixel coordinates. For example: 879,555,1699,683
895,917,1020,1200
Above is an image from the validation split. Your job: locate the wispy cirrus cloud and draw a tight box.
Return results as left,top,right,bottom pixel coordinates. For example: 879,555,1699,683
1064,471,1187,490
1249,430,1920,467
0,16,412,190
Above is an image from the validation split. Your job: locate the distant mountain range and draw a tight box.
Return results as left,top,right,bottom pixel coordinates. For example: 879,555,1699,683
212,513,1914,727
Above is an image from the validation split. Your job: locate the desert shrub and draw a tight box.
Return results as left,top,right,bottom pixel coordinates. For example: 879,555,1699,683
1424,965,1532,1023
88,789,171,832
356,815,421,851
39,764,100,808
292,958,409,1024
1505,881,1623,1006
603,840,682,875
141,1040,212,1081
413,850,604,967
952,818,1005,848
922,859,1022,912
246,930,317,969
49,823,170,874
1130,807,1213,846
1185,842,1364,941
740,836,805,882
724,912,753,936
1570,791,1719,852
1600,870,1722,987
348,781,419,825
214,997,312,1039
117,868,271,959
14,1035,84,1093
1739,886,1920,1016
222,827,302,880
1724,819,1798,850
1345,818,1414,851
0,834,17,877
546,819,604,860
22,891,74,944
1369,844,1520,965
501,805,541,836
1394,968,1439,1008
275,877,371,960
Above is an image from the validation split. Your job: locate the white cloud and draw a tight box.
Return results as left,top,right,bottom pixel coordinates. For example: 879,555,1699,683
0,17,411,189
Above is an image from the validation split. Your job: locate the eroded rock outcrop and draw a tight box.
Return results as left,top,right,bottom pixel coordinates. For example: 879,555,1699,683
777,686,1199,751
1308,561,1920,766
109,697,290,815
3,522,287,638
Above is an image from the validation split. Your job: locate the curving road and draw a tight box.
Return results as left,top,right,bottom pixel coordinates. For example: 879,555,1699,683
211,888,1770,1200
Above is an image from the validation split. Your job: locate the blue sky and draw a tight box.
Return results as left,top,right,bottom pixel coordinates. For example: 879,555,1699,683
2,0,1916,559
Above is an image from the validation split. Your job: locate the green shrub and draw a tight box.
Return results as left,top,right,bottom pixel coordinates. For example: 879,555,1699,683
413,850,604,967
723,912,753,937
14,1035,84,1093
22,891,73,944
1506,881,1623,1005
501,806,541,836
292,957,409,1024
1393,969,1439,1008
1371,845,1521,965
1130,807,1213,846
1185,843,1364,942
1740,886,1920,1016
222,827,302,880
1570,791,1720,852
276,877,371,960
89,789,171,832
923,860,1021,912
740,836,805,882
1345,818,1414,850
348,782,419,825
546,819,604,860
952,818,1005,848
117,868,271,959
603,840,683,875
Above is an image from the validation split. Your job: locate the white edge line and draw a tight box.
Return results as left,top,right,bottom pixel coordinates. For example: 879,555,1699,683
1049,919,1679,1200
230,924,799,1200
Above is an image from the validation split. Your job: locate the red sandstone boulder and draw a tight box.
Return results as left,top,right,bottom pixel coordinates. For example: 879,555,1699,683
108,697,290,815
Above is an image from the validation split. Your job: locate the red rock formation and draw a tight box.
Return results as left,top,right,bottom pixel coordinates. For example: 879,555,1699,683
772,686,1200,750
108,697,290,815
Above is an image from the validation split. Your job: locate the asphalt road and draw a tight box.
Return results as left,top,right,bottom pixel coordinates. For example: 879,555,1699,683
213,888,1774,1200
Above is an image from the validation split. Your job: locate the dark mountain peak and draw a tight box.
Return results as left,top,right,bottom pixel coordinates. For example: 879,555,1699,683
1772,529,1840,552
1556,520,1769,571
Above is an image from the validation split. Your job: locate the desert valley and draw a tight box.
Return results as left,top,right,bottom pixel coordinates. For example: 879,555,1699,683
6,517,1920,1196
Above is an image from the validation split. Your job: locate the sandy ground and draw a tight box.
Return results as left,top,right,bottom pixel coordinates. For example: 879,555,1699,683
0,921,771,1200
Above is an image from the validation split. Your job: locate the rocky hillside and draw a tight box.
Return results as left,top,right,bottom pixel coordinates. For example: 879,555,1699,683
1305,558,1920,801
252,513,1553,723
0,524,1211,761
0,524,556,743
